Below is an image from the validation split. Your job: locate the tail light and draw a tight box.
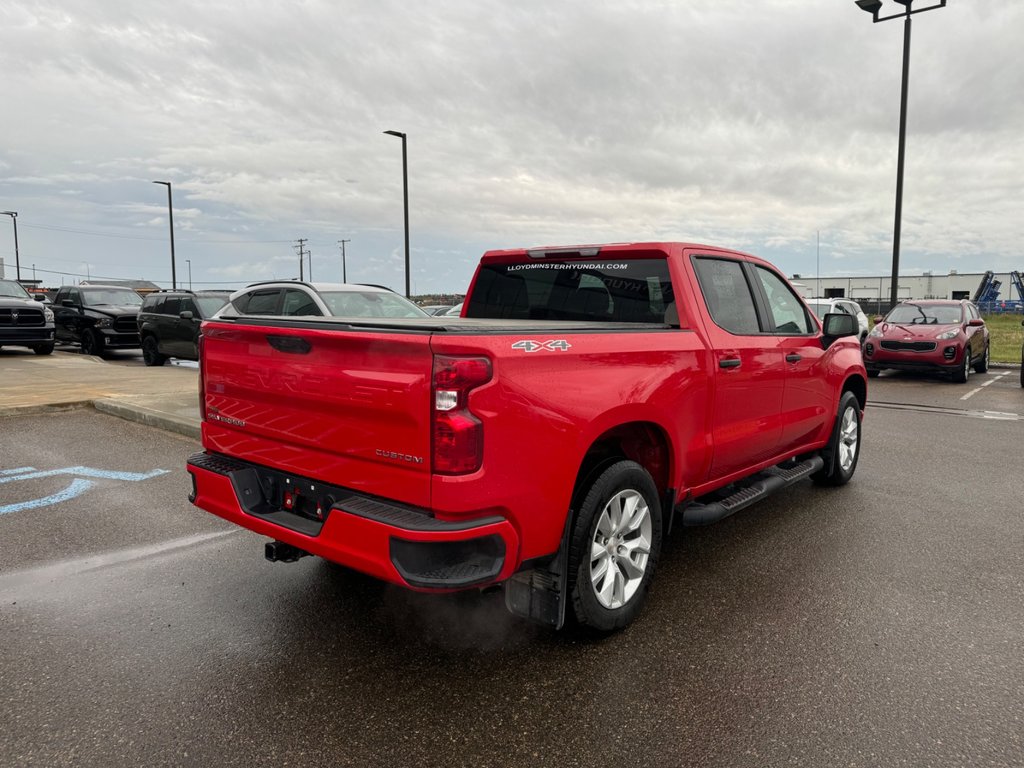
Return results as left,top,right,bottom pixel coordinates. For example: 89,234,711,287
432,355,492,475
197,332,207,421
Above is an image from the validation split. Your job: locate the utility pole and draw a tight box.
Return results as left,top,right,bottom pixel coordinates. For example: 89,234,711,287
338,239,350,282
295,238,308,281
308,249,313,282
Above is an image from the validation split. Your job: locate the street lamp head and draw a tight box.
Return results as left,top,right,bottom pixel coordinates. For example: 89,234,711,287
383,130,406,139
1,210,16,217
892,0,914,5
152,180,170,186
855,0,883,16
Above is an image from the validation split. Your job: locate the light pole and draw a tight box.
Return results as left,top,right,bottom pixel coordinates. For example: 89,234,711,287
383,130,410,297
854,0,946,308
338,239,350,282
186,258,192,290
151,181,177,289
1,211,20,282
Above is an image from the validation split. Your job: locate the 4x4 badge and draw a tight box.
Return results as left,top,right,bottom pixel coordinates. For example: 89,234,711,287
512,340,572,352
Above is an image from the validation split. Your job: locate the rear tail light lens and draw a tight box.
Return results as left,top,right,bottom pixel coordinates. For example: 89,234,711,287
432,355,492,475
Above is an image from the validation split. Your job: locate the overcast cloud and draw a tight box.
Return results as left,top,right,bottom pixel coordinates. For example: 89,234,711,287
1,0,1021,294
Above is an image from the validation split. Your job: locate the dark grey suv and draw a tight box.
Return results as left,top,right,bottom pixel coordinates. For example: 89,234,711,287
137,290,230,366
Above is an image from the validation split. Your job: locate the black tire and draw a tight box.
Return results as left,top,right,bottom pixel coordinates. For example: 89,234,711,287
142,336,167,367
812,390,861,487
567,460,662,633
952,347,971,384
81,329,104,357
974,344,989,374
32,343,54,356
866,367,880,378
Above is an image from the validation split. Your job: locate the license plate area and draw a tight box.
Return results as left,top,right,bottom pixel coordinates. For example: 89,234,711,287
230,466,348,537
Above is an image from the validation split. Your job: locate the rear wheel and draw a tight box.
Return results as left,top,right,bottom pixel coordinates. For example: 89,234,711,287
142,336,167,367
567,460,662,633
974,344,989,374
952,348,971,384
32,343,54,356
812,390,861,487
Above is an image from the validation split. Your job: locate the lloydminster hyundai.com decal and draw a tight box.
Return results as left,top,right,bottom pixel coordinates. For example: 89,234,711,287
0,465,171,515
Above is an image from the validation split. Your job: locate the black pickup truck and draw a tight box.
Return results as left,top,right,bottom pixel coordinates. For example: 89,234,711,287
0,279,55,355
52,284,143,356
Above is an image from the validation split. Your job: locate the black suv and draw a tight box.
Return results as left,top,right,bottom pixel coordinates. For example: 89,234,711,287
0,279,55,355
137,290,230,366
52,284,143,356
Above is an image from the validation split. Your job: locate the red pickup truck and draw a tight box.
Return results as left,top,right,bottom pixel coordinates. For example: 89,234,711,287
188,242,866,632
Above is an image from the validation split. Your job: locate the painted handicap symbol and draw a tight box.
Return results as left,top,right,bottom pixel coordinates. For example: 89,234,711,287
0,466,171,515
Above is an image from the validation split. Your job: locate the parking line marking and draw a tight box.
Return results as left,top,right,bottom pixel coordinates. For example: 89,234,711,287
960,387,983,401
981,371,1010,387
0,467,37,477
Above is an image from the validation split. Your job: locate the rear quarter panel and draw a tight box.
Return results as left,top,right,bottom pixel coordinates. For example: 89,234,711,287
430,328,712,561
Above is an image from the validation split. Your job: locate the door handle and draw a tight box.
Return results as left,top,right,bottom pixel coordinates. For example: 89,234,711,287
786,353,802,363
719,358,741,369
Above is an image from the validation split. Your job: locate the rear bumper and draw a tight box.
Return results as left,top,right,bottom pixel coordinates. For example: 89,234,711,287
187,451,520,591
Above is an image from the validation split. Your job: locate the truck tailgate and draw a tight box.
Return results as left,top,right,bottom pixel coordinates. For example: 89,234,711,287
201,321,433,507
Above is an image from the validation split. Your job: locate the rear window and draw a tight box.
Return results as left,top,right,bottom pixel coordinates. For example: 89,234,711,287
465,259,675,323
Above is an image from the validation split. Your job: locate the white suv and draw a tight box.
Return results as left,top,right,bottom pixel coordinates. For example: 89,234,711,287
806,298,869,343
219,282,429,319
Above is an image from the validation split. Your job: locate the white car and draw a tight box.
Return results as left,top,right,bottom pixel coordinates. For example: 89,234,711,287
218,281,429,319
806,298,869,343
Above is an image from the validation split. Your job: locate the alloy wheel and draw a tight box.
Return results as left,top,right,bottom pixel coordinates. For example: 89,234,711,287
837,405,859,473
589,489,652,609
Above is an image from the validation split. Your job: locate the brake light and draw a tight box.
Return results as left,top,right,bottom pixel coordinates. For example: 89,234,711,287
432,355,492,475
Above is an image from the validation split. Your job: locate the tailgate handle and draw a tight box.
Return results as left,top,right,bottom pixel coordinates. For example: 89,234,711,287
266,335,311,354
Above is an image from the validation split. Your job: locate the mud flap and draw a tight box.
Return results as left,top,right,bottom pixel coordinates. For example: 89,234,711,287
504,512,573,629
504,556,568,629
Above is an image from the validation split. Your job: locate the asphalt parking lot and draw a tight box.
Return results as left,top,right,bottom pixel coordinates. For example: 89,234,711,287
1,352,1022,767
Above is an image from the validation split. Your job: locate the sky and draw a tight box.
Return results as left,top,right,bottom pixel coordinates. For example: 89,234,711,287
1,0,1022,296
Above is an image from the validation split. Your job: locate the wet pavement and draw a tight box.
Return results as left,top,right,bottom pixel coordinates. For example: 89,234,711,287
1,376,1023,766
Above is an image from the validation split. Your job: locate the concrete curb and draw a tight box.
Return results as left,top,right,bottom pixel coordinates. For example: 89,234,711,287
0,401,94,419
92,398,202,440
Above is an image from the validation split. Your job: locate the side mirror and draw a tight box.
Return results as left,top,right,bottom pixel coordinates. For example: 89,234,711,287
179,310,195,320
61,299,76,308
33,294,46,302
821,312,858,349
967,318,984,327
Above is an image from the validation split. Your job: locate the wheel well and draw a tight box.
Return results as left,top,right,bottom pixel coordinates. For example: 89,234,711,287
844,375,867,411
571,422,671,509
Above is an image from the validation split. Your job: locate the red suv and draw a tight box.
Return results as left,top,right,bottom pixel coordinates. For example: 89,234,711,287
864,300,989,383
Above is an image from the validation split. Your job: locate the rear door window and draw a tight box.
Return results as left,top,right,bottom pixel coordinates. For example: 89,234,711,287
691,257,761,335
466,258,674,323
162,297,181,316
237,289,282,315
